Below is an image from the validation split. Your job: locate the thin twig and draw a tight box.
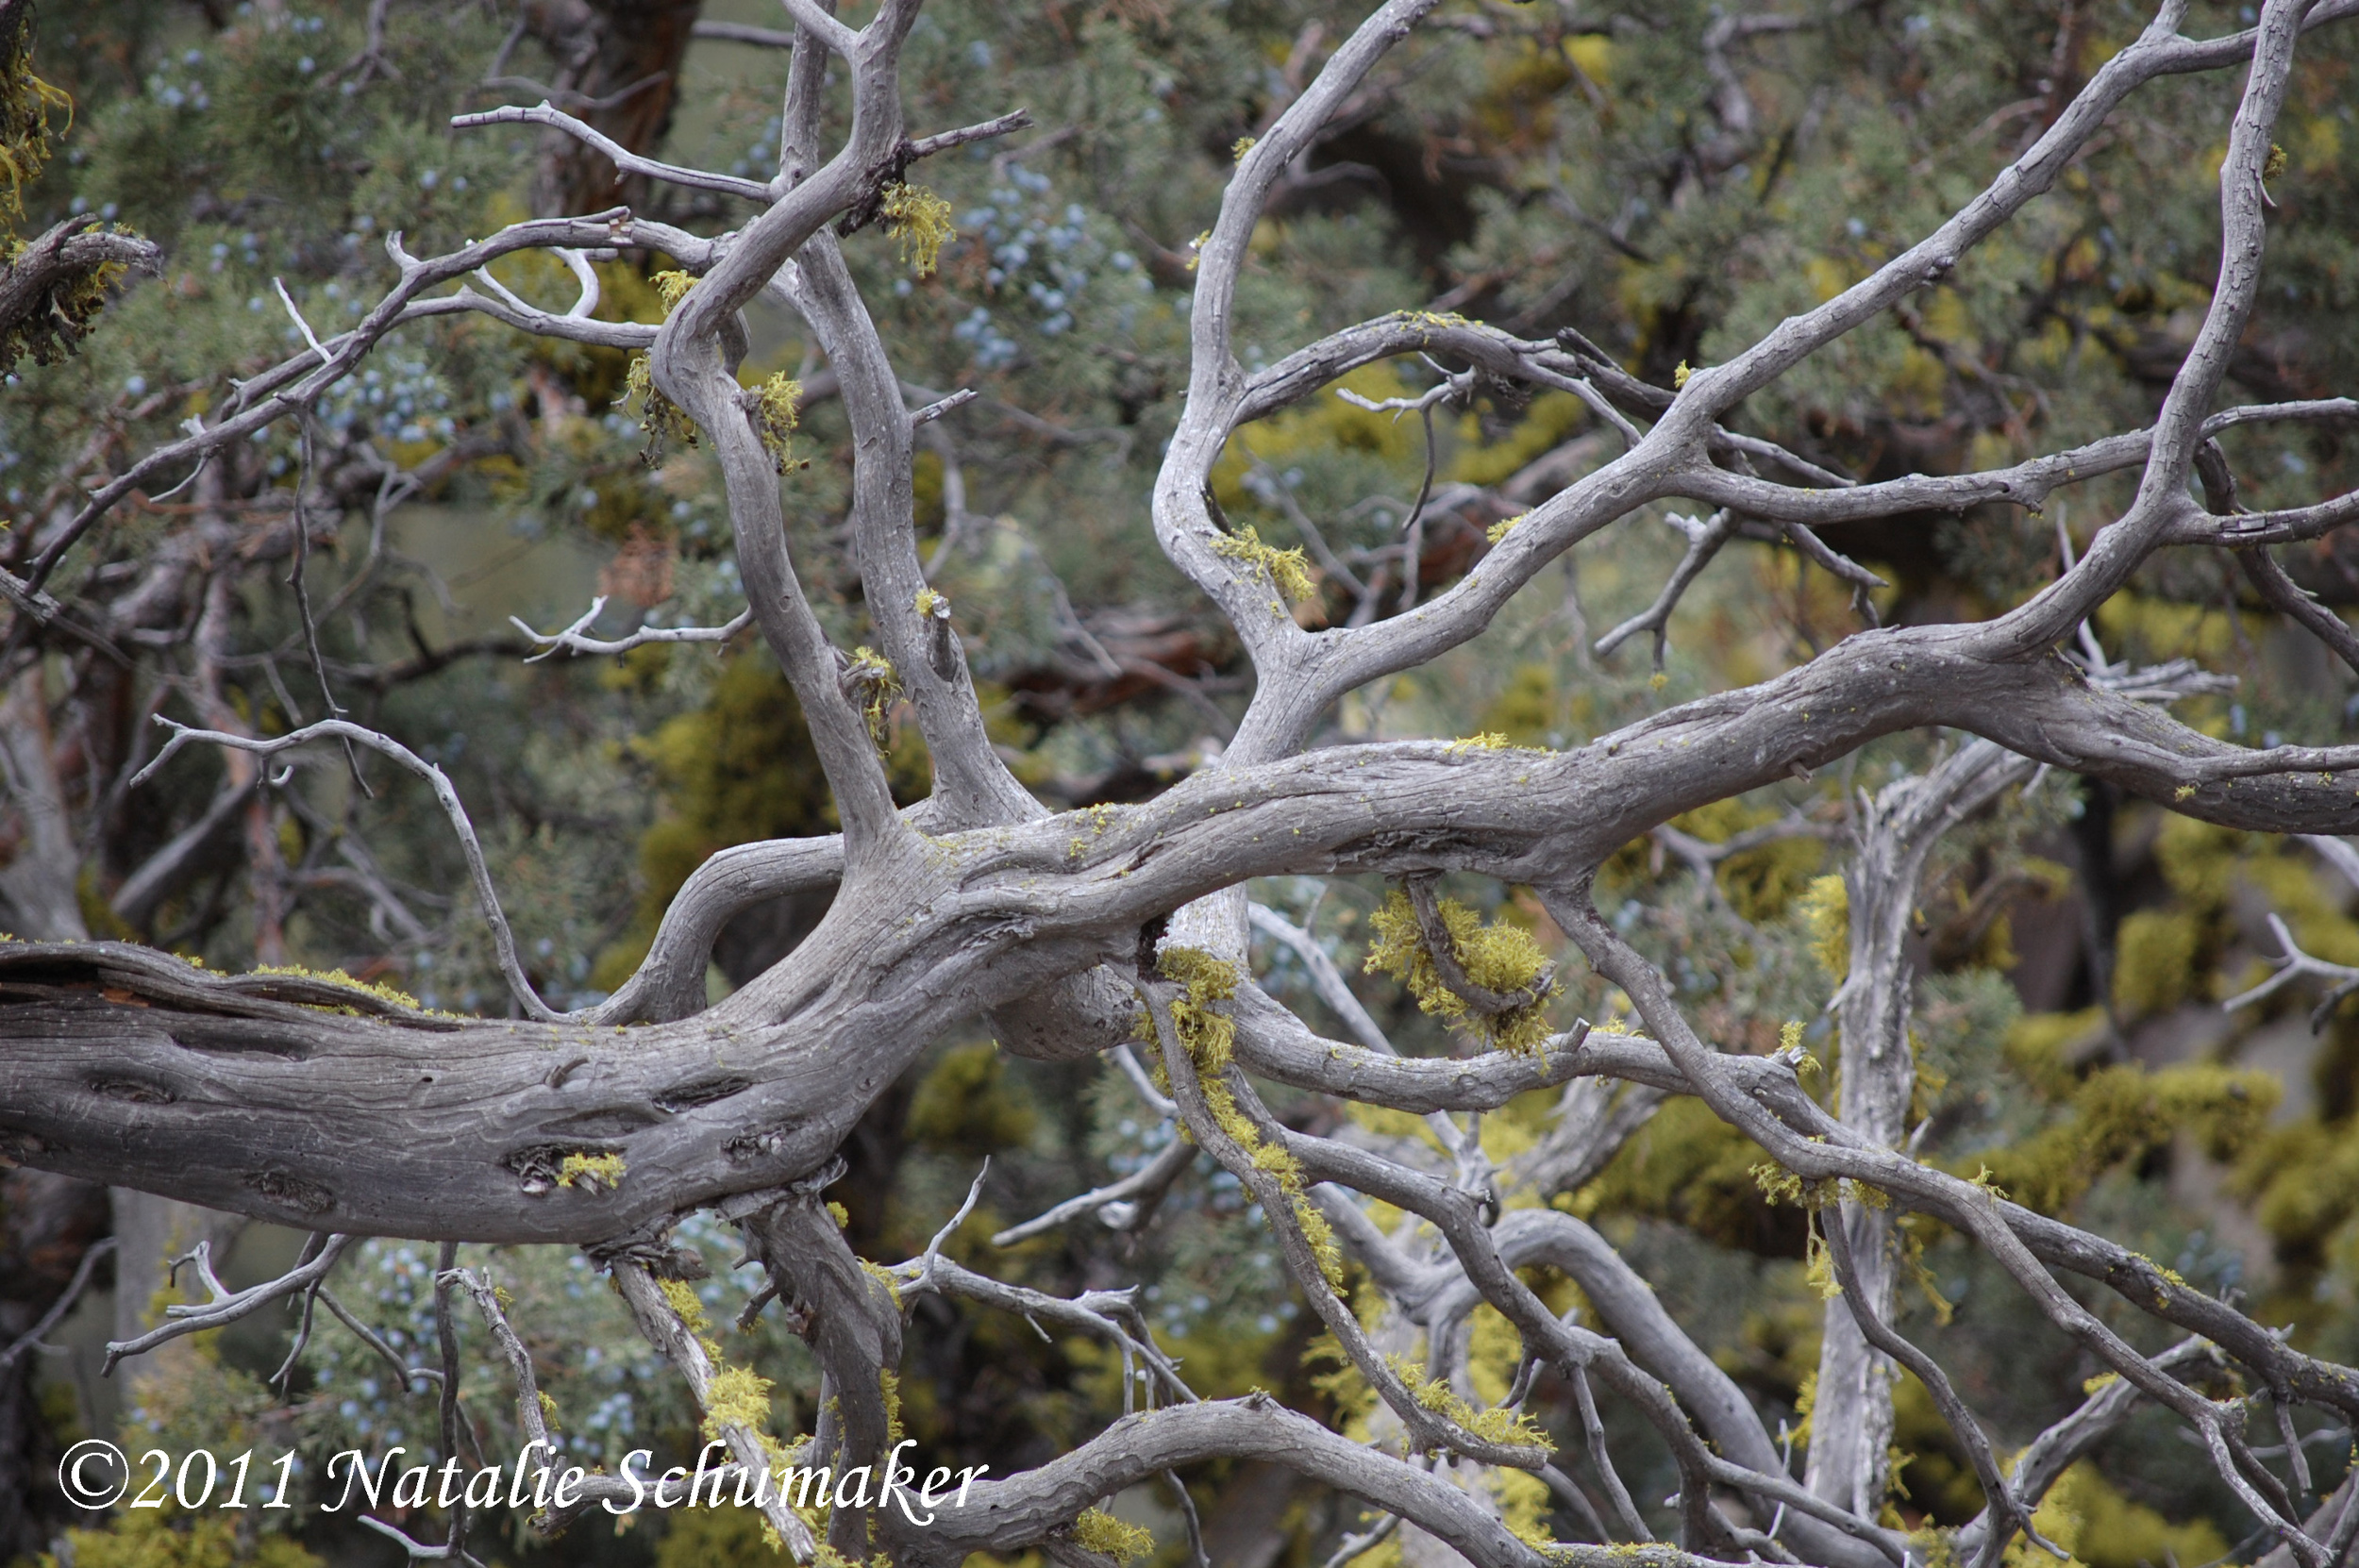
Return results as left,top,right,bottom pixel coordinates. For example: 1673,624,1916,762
0,1238,116,1370
130,716,562,1019
104,1235,353,1372
510,597,754,662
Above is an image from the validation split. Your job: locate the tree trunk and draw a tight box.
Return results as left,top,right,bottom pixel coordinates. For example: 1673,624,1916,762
521,0,706,219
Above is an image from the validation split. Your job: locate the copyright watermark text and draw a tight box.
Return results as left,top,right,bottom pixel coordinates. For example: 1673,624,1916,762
59,1439,989,1524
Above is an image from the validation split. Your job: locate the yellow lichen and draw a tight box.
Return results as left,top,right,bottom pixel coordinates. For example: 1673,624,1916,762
860,1257,905,1308
1073,1509,1154,1564
702,1361,775,1443
1751,1161,1815,1209
1804,1218,1841,1300
845,645,898,746
1444,732,1511,754
246,962,428,1013
658,1276,710,1334
1390,309,1471,330
557,1152,626,1193
1231,136,1257,160
1159,947,1346,1288
1672,359,1693,390
1380,1354,1550,1448
1210,525,1316,605
624,351,699,461
913,586,944,618
879,181,955,276
749,372,805,474
1364,892,1556,1054
1485,513,1526,544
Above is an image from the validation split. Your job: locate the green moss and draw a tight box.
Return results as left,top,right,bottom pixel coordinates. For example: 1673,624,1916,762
1364,891,1556,1053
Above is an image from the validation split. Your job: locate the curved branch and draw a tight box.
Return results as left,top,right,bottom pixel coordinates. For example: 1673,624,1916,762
991,1138,1194,1246
1289,1127,1905,1562
511,597,753,662
1816,1201,2038,1568
451,102,777,202
645,2,929,867
779,225,1040,827
22,213,713,593
889,1397,1751,1568
1552,890,2330,1563
1592,509,1739,665
611,1259,819,1559
2237,547,2359,676
130,716,563,1021
0,1235,115,1371
1971,0,2319,660
104,1233,352,1372
1949,1338,2216,1562
1402,875,1554,1016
